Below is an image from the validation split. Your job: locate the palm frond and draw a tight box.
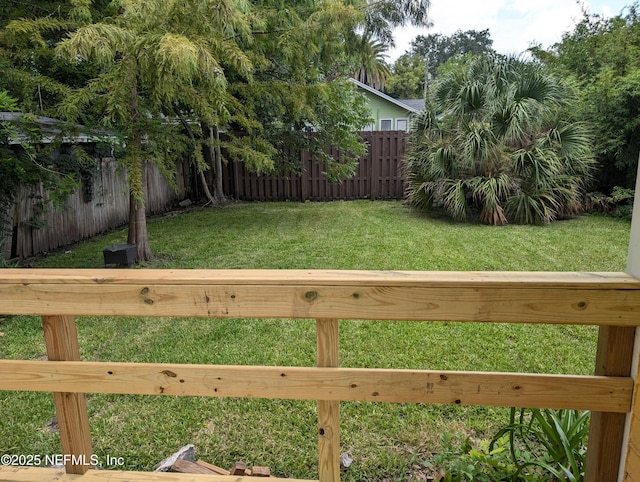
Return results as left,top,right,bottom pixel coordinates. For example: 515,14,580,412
505,189,559,225
468,173,513,225
441,179,469,221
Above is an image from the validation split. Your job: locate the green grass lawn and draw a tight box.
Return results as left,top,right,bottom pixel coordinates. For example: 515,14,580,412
0,201,631,481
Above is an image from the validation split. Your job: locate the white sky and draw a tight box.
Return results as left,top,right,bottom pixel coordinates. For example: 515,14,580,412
387,0,632,61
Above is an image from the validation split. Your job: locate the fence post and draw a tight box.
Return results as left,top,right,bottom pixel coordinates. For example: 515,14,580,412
317,318,340,482
42,315,93,475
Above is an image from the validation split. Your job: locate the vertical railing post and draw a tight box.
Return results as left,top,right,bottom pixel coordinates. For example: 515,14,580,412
317,318,340,482
584,326,635,481
620,156,640,480
42,315,93,475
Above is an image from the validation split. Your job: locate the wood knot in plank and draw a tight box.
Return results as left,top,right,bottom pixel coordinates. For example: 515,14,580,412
574,300,589,310
140,287,154,304
305,291,318,301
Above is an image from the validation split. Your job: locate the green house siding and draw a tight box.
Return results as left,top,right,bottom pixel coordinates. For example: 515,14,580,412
350,78,420,131
362,90,412,130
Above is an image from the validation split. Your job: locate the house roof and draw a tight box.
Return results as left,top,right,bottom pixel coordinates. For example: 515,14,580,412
397,99,425,112
0,112,113,145
350,78,423,114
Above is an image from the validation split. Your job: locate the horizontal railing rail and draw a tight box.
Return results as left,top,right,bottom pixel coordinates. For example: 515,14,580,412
0,361,631,411
0,268,639,482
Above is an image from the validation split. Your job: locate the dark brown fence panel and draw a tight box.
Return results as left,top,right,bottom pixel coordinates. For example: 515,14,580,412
222,131,407,202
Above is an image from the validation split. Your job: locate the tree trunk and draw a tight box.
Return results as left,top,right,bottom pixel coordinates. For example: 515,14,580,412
201,122,226,205
212,125,225,202
127,191,137,245
124,80,152,262
174,110,217,206
126,140,152,262
198,169,216,205
131,196,151,261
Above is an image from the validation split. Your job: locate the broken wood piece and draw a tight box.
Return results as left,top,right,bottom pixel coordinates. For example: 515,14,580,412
230,462,247,475
195,459,230,475
251,466,271,477
154,444,195,472
169,459,216,474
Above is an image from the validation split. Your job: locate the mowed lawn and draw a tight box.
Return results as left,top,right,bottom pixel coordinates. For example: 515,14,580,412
0,201,631,481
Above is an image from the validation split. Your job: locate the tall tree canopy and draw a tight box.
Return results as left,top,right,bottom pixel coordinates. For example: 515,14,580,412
384,29,495,99
531,3,640,192
405,55,594,225
411,28,494,78
54,0,260,260
1,0,431,261
350,33,392,90
384,52,425,98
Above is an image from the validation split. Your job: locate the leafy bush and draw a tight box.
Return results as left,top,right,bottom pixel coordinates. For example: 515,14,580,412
425,433,521,481
586,186,634,220
426,408,590,481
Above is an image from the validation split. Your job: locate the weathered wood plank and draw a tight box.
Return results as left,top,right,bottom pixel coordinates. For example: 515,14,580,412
42,316,93,475
1,280,639,325
0,466,313,482
9,159,178,259
0,360,631,412
317,319,340,482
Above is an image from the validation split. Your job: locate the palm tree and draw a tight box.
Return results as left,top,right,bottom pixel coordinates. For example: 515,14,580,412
405,55,594,225
352,33,392,91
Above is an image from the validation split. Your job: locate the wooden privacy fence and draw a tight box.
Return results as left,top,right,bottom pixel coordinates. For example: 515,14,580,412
5,158,184,260
1,269,640,481
5,132,404,259
223,131,407,201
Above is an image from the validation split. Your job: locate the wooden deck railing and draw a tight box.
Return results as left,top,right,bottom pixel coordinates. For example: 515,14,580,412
0,269,640,481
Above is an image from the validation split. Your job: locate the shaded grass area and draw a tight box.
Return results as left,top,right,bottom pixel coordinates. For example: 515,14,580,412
0,201,631,480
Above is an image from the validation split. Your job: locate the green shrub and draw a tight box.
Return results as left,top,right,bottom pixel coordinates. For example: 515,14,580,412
426,408,589,481
425,433,521,481
586,186,634,220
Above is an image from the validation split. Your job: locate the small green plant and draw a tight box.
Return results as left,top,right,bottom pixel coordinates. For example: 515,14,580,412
491,408,590,481
425,408,589,481
425,433,522,481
